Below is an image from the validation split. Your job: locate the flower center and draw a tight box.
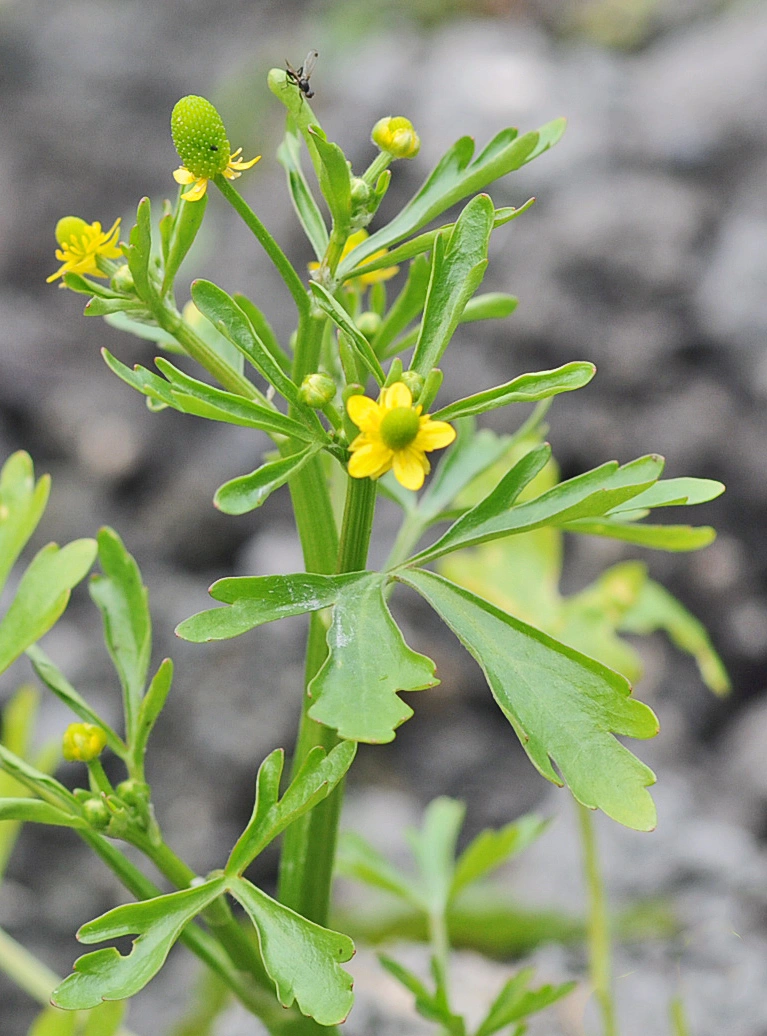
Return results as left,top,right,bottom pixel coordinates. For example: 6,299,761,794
379,407,420,451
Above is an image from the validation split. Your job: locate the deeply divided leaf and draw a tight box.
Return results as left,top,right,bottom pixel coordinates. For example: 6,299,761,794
400,569,658,830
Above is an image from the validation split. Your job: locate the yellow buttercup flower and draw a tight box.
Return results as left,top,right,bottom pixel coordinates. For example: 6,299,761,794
310,229,399,286
173,148,261,202
47,216,122,284
347,381,456,491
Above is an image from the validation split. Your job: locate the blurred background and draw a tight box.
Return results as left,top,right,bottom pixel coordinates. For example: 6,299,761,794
1,0,767,1033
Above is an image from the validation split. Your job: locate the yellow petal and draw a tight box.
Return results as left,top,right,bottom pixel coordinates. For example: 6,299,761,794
347,394,383,433
392,447,428,491
381,382,412,410
416,419,456,452
229,153,261,171
181,178,209,202
173,166,196,185
348,441,392,480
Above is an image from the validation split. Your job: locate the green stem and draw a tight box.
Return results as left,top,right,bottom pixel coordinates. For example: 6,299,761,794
87,758,113,797
576,799,618,1036
277,475,377,924
361,150,392,188
215,175,310,319
0,925,141,1035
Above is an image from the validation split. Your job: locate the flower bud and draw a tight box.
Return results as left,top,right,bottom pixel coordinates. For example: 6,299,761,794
356,311,382,338
116,779,150,808
82,796,111,829
110,264,134,294
62,723,107,763
171,95,231,180
401,370,424,402
300,372,336,409
350,177,371,205
371,117,420,160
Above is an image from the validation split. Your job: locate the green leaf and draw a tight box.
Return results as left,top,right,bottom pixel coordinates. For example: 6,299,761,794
134,658,174,762
371,254,431,358
180,297,245,376
233,294,291,374
349,202,534,286
101,349,180,410
153,357,313,440
411,194,494,378
431,363,596,423
475,967,576,1036
338,120,565,274
123,197,153,303
89,529,150,746
309,283,386,385
451,814,549,897
61,272,123,299
670,996,691,1036
0,686,42,876
25,646,127,758
229,877,354,1026
308,574,439,743
227,741,357,874
458,292,519,324
83,297,148,317
0,451,50,596
335,831,419,906
562,518,716,551
0,798,85,828
0,539,97,677
400,569,658,830
619,576,730,695
416,453,664,564
213,444,322,515
27,1007,78,1036
407,797,464,915
377,954,465,1033
307,126,352,230
162,193,207,295
175,572,366,642
608,476,724,512
190,280,301,406
52,878,227,1009
0,743,73,807
277,121,329,259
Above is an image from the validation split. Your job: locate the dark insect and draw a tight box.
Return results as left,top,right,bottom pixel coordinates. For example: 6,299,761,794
285,50,318,99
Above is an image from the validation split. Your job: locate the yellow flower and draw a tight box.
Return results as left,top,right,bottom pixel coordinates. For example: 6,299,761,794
371,116,420,160
347,381,456,491
62,723,108,763
310,229,399,286
173,148,261,202
47,216,122,284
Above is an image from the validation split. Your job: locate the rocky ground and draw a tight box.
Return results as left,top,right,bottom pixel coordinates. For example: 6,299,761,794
1,0,767,1033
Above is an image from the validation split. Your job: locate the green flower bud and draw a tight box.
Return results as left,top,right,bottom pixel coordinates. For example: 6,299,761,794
110,264,134,294
356,311,382,338
116,779,150,808
62,723,107,763
171,95,231,180
82,796,111,830
401,370,424,402
371,116,420,159
350,177,371,204
300,372,336,408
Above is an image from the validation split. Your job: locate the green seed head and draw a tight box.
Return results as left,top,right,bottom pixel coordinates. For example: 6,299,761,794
171,95,230,179
55,216,89,247
380,406,420,451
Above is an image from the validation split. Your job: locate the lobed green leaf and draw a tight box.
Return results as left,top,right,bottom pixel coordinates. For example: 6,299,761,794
400,569,658,830
0,451,51,596
122,197,153,303
133,658,174,762
335,831,419,906
475,967,576,1036
213,444,323,515
307,126,352,231
161,193,208,295
562,517,716,551
309,283,386,384
451,814,549,897
308,573,438,744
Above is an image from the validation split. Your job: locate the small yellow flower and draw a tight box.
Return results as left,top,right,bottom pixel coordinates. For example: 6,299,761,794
347,381,456,491
371,116,420,160
62,723,108,763
47,216,122,284
173,148,261,202
310,229,398,286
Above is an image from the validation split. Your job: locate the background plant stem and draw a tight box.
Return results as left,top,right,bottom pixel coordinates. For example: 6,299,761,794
576,798,618,1036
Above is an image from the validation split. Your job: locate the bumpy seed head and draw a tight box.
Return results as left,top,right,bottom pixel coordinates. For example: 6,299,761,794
171,95,231,179
379,406,421,451
54,216,90,247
